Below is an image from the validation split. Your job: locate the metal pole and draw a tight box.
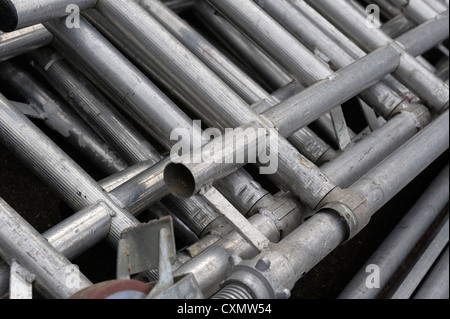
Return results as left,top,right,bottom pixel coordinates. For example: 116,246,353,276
256,0,445,119
306,0,449,113
386,0,443,24
212,110,448,298
0,60,128,175
0,197,92,298
0,93,139,246
87,0,339,210
338,164,449,299
389,217,449,299
28,47,161,166
0,0,96,31
193,0,293,90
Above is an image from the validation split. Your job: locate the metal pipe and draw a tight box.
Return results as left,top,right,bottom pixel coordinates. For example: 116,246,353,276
173,213,282,297
43,16,195,151
0,24,52,62
389,217,449,299
137,0,337,165
321,110,428,188
0,0,96,32
0,93,139,246
162,0,194,12
28,47,161,166
164,123,267,198
347,110,449,223
381,14,415,38
338,164,449,299
27,46,221,240
395,12,449,57
262,45,401,137
138,0,272,105
386,0,442,24
256,0,439,119
163,46,401,201
413,247,449,299
0,197,92,298
0,60,128,175
306,0,449,113
206,0,334,86
44,14,277,223
0,201,113,296
92,0,337,210
193,0,293,90
213,110,448,298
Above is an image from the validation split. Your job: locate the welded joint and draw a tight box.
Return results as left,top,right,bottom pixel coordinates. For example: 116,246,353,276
390,102,432,129
250,192,304,239
317,188,370,242
97,200,117,217
218,255,291,299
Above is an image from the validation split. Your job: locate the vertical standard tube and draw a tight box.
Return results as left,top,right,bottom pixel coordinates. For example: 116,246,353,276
338,165,449,299
0,198,92,299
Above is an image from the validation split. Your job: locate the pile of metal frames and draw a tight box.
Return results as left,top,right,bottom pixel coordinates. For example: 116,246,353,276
0,0,448,299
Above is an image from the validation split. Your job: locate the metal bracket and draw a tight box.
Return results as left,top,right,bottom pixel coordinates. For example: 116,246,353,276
116,216,176,280
202,187,271,252
9,259,35,299
329,107,352,150
358,98,381,132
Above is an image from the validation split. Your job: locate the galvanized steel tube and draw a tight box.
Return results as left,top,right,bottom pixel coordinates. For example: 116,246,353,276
306,0,449,113
0,24,51,62
0,197,92,298
338,164,449,299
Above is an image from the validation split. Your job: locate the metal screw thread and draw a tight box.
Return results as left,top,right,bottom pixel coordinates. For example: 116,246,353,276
212,284,253,299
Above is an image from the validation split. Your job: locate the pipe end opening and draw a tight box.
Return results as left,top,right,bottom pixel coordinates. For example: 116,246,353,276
164,163,196,198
